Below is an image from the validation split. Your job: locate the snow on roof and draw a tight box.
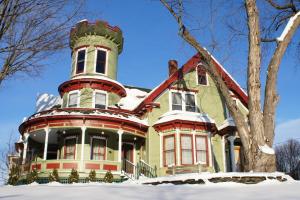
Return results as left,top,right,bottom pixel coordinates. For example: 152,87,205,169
72,75,126,92
218,117,235,130
154,110,215,125
30,109,148,126
118,87,149,110
36,93,62,112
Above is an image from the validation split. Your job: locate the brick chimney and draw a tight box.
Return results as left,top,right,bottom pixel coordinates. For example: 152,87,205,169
168,60,178,77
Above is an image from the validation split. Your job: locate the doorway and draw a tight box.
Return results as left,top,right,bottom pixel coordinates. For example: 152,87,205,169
122,143,134,174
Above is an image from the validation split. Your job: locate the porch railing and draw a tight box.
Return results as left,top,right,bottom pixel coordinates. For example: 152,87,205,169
136,160,157,179
122,159,137,179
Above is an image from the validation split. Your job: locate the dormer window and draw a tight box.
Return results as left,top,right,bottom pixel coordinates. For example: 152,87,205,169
68,91,79,108
197,66,208,85
94,91,107,109
76,49,86,74
95,49,107,74
171,91,196,112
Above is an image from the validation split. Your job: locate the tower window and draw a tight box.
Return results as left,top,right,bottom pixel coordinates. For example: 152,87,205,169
95,49,107,74
68,91,79,108
94,91,106,109
197,66,207,85
76,49,86,74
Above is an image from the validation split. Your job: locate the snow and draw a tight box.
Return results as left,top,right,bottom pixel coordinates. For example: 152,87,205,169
154,110,215,125
277,11,300,41
0,173,299,200
259,144,275,155
36,93,61,112
118,87,148,110
218,117,235,130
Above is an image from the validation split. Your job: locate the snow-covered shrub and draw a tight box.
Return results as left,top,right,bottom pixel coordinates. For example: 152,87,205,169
7,165,21,185
103,171,113,183
26,169,38,184
88,170,96,182
68,169,79,183
48,169,59,182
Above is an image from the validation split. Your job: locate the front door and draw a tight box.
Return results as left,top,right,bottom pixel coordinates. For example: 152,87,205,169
122,143,134,173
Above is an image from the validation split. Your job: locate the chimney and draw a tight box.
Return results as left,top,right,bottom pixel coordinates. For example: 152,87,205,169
168,60,178,77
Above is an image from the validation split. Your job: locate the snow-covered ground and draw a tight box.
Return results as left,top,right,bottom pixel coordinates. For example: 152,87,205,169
0,177,299,200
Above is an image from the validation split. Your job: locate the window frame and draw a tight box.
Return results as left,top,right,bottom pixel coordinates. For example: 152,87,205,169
75,47,87,75
64,136,77,160
169,90,197,112
196,65,209,86
90,136,107,161
92,90,108,109
180,134,194,165
94,47,109,75
195,135,209,165
67,90,80,108
163,134,176,167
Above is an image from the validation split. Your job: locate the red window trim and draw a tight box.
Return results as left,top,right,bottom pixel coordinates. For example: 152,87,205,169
163,134,176,167
64,137,76,160
91,136,107,160
195,135,209,166
180,134,194,165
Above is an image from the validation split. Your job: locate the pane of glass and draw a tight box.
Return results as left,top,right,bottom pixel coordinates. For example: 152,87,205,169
165,136,174,151
196,137,206,151
165,151,174,165
96,50,106,74
172,92,182,110
76,50,85,74
95,92,106,109
181,136,192,149
185,94,196,112
197,151,207,164
182,150,193,164
68,93,78,107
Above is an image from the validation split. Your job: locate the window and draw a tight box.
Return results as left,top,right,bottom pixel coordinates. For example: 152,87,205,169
195,136,208,164
163,135,175,166
64,137,76,159
68,92,79,108
76,49,86,74
95,49,107,74
171,92,182,111
171,91,196,112
94,92,106,109
197,66,207,85
181,135,193,165
91,137,106,160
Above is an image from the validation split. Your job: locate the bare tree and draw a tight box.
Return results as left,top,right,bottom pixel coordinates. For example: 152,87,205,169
276,139,300,179
161,0,300,172
0,0,84,86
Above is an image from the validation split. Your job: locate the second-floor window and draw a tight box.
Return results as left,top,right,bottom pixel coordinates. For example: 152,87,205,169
68,92,79,108
95,49,107,74
171,92,196,112
94,92,106,109
76,49,86,74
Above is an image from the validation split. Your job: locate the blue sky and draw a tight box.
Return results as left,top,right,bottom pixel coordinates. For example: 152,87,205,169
0,0,299,150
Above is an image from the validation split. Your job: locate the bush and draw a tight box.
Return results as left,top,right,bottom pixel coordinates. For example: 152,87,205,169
7,165,21,185
88,170,96,182
48,169,59,182
27,169,38,184
103,171,113,183
68,168,79,183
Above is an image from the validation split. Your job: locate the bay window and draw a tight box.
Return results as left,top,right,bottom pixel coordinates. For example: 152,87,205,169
195,136,208,164
163,135,175,166
181,135,193,165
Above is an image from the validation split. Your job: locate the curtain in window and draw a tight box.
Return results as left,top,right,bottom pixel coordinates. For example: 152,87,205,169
172,92,182,110
164,136,175,166
65,138,76,159
196,136,207,164
95,92,106,109
185,94,196,112
92,138,105,160
76,49,85,74
181,135,193,164
68,93,78,107
96,50,106,74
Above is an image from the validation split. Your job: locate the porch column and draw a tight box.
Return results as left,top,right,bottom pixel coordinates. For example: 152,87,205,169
221,135,227,172
228,136,236,172
117,129,123,162
22,133,30,164
176,128,180,166
43,127,50,160
80,126,86,171
192,130,196,164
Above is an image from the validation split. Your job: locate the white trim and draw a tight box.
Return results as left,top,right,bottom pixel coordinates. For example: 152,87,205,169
221,135,227,172
196,64,209,86
192,130,196,165
93,47,109,75
74,47,87,75
67,90,80,108
92,90,108,109
159,132,163,168
90,135,107,161
208,133,213,167
176,128,180,166
64,136,78,160
169,89,198,112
